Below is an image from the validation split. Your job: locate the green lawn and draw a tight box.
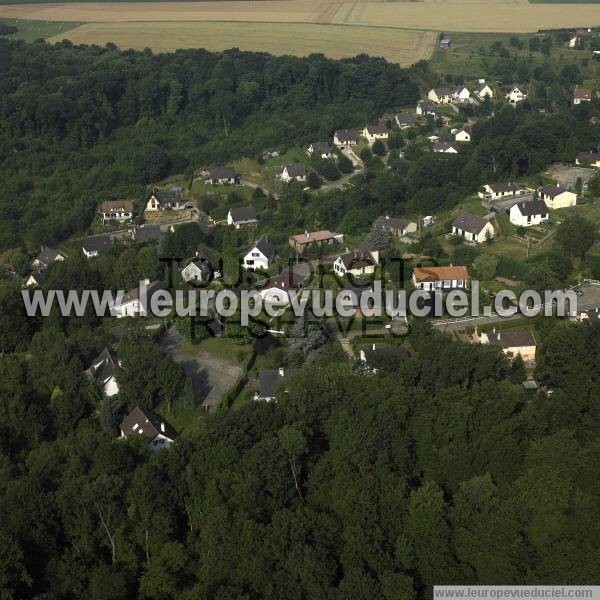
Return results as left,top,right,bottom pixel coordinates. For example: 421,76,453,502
0,19,81,42
197,336,253,364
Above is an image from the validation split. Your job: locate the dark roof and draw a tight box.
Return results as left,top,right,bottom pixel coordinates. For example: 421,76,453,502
131,224,163,243
433,142,458,152
309,142,332,154
265,268,305,290
86,348,119,383
28,268,48,286
229,206,258,223
337,251,375,270
489,182,522,193
180,254,212,271
35,246,63,266
540,184,570,198
396,112,418,125
334,128,357,142
363,344,411,361
257,368,300,398
120,280,163,305
210,166,237,180
514,200,548,216
149,187,182,207
433,86,454,96
417,100,439,113
82,235,111,254
452,212,489,235
120,405,177,442
283,163,306,177
100,200,133,213
364,124,388,135
374,215,414,232
486,330,536,349
251,237,276,262
584,308,600,321
577,151,600,162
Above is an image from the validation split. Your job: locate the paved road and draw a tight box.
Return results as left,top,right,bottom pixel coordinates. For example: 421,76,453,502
160,325,242,412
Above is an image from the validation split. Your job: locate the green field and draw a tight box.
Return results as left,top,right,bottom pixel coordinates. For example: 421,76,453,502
0,18,80,41
431,31,600,79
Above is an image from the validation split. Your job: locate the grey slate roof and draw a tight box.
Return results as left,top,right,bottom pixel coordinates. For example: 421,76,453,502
82,235,111,254
120,405,177,442
364,124,388,135
396,112,418,125
486,330,536,349
374,215,413,233
257,368,300,398
489,182,522,194
514,200,548,217
131,224,164,243
35,246,64,267
452,212,488,235
310,142,332,154
86,348,119,384
251,237,276,262
149,187,182,208
229,206,258,223
210,166,237,180
540,184,570,198
283,163,306,177
334,128,358,142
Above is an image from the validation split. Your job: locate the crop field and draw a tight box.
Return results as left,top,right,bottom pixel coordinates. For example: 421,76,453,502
0,17,79,40
46,21,437,64
1,0,600,65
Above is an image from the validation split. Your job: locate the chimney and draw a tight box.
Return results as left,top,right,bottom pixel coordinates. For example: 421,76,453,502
161,422,165,433
372,343,376,351
305,230,309,237
278,367,284,377
493,328,496,334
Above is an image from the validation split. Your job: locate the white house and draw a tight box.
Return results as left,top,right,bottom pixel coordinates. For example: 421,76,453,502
82,235,111,259
454,128,471,142
227,206,258,228
416,101,439,118
573,87,593,105
362,124,389,144
509,200,549,227
333,247,377,278
333,129,358,149
206,166,239,185
506,86,527,104
99,200,133,224
539,184,577,209
568,36,580,48
180,254,214,284
477,84,494,100
479,329,537,363
433,142,459,154
452,212,494,243
281,163,306,183
243,237,275,271
478,182,527,201
85,348,121,397
113,279,168,318
32,246,66,270
25,269,48,288
412,266,469,291
428,87,454,104
373,215,418,237
454,86,471,103
259,269,305,305
144,187,185,212
120,406,177,450
307,142,333,159
576,152,600,168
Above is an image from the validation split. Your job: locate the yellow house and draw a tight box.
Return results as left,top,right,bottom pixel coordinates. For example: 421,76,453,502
539,184,577,210
480,330,537,363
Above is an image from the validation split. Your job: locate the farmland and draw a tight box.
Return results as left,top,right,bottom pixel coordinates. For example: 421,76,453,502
46,22,437,64
0,17,79,41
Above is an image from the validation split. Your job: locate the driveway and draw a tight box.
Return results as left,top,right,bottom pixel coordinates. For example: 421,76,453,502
160,325,242,412
548,164,595,190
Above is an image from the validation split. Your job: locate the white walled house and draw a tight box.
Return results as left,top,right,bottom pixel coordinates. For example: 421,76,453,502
113,279,169,318
145,187,185,212
227,206,258,228
454,86,471,103
362,124,389,144
307,142,333,159
477,84,494,100
506,86,527,104
412,266,469,291
180,254,213,284
478,182,527,201
32,246,66,270
428,87,454,104
206,166,239,185
280,163,306,183
243,237,275,271
85,348,121,397
333,129,358,149
433,142,459,154
120,406,177,450
373,215,418,237
509,200,549,227
82,235,111,259
416,101,439,118
99,200,134,224
454,128,471,142
573,87,592,105
576,152,600,168
452,212,494,243
539,184,577,209
333,249,377,278
259,269,305,305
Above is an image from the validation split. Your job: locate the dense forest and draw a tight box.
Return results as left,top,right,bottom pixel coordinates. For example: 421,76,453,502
0,38,417,250
2,314,600,598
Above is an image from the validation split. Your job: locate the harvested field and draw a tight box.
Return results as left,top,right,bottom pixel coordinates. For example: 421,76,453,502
48,22,438,65
1,0,599,32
